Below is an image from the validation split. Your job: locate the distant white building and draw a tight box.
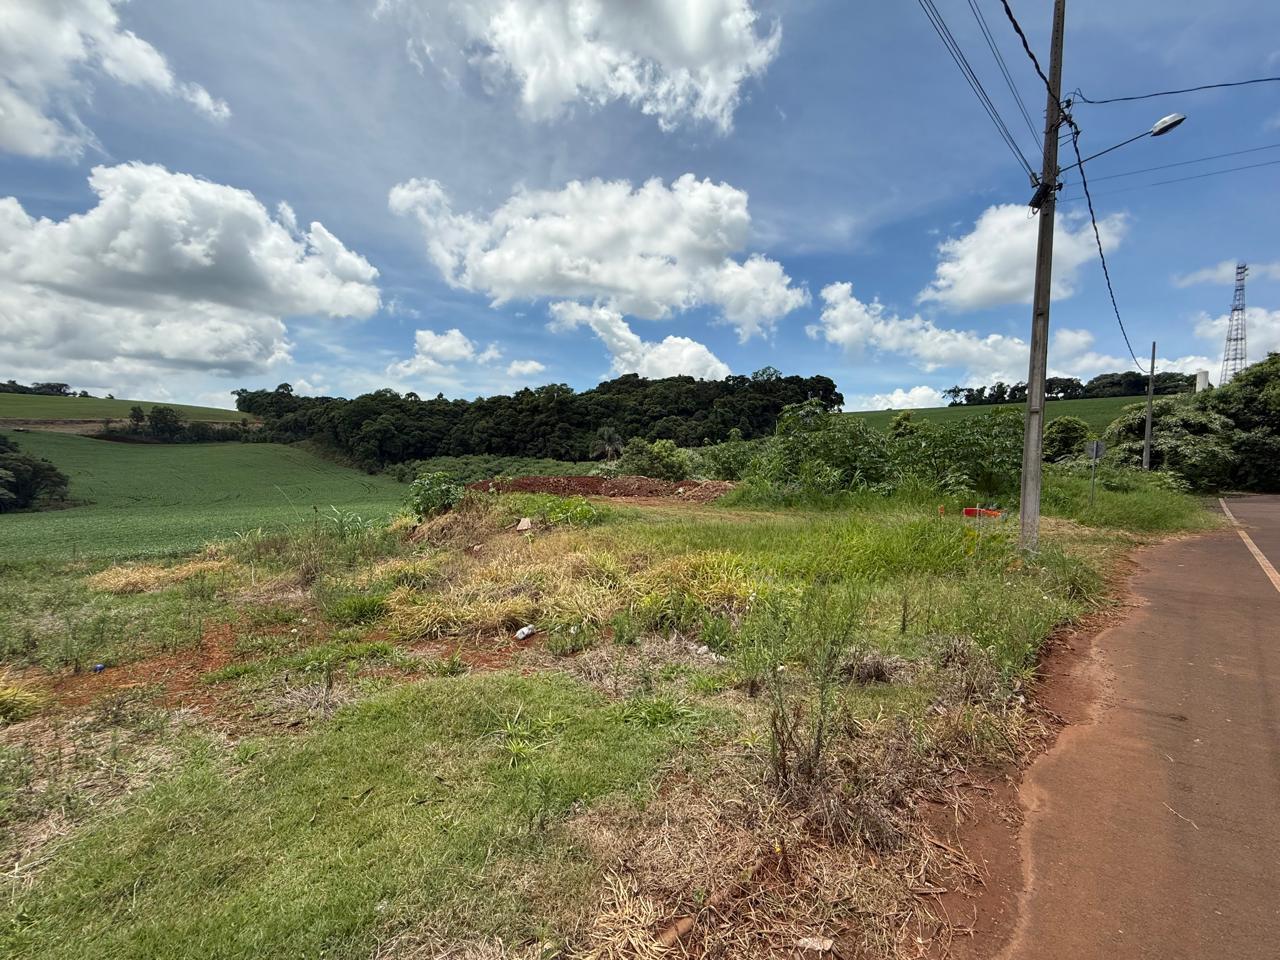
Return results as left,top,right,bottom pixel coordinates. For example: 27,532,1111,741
1194,370,1210,393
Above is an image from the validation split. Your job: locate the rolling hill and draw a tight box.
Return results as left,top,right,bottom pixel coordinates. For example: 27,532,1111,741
0,393,248,423
847,395,1140,435
0,431,404,562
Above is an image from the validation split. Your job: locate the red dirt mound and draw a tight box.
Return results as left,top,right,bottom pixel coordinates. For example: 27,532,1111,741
467,475,732,503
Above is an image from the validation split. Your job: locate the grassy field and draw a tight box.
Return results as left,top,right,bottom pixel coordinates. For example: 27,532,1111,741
0,393,246,422
0,428,1213,957
848,395,1139,435
0,431,404,562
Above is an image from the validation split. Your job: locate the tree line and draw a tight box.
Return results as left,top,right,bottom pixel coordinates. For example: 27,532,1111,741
232,368,843,469
943,370,1195,407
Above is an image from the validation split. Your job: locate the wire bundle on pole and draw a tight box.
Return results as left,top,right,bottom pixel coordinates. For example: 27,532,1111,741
915,0,1037,180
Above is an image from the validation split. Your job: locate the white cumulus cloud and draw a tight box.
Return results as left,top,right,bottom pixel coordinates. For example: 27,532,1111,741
810,282,1208,388
549,301,730,380
0,0,229,158
857,386,946,411
387,327,545,387
1173,260,1280,288
374,0,780,132
389,173,806,342
0,162,379,394
918,203,1127,311
506,359,546,378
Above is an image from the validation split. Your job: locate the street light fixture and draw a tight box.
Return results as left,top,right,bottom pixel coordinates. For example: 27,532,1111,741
1019,100,1187,552
1058,113,1187,173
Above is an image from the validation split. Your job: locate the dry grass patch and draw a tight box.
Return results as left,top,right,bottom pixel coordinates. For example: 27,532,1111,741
87,558,236,595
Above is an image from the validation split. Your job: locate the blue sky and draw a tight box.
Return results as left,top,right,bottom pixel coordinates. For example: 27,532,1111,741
2,0,1278,410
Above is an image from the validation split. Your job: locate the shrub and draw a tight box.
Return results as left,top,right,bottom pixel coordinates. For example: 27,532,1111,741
1043,415,1090,461
1103,397,1236,490
1201,351,1280,491
616,437,691,481
408,471,465,517
0,437,70,512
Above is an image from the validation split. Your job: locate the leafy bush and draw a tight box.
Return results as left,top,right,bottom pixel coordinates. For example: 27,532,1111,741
1042,415,1089,461
0,435,70,512
615,437,691,481
1201,351,1280,491
408,471,465,517
1103,397,1236,490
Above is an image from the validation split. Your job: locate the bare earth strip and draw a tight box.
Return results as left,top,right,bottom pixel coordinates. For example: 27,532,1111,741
992,495,1280,959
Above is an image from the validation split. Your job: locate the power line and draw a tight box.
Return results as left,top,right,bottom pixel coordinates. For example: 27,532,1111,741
915,0,1037,179
966,0,1040,148
1072,76,1280,105
997,0,1052,97
1059,156,1280,202
1085,142,1280,182
1065,118,1147,373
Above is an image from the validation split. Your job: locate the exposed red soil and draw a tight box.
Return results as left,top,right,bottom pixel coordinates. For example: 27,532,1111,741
41,622,242,715
467,474,733,502
921,608,1116,959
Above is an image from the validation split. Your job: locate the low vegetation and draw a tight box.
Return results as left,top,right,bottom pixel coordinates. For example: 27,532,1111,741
0,421,1211,958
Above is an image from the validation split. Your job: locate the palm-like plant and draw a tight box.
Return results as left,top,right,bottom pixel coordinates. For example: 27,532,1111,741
589,425,625,461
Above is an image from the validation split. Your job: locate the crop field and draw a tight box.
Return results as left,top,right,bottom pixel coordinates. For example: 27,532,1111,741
0,393,247,422
0,423,1213,958
0,431,404,561
848,395,1139,435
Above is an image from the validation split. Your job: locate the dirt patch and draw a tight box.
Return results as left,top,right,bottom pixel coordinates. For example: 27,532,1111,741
921,572,1140,958
39,623,242,720
467,475,733,503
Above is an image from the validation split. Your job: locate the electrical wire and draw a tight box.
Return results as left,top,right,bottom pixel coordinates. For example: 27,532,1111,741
998,0,1052,97
1065,117,1147,373
1072,76,1280,104
915,0,1037,179
966,0,1040,147
1084,142,1280,183
1059,155,1280,202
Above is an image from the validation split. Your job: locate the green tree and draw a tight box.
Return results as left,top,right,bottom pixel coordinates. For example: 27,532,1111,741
616,437,691,481
1043,416,1090,461
588,425,625,460
1201,352,1280,490
128,405,147,428
1104,397,1236,490
0,438,70,512
146,405,183,440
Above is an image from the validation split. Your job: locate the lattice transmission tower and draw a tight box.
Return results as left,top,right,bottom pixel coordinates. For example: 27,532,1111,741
1220,262,1249,386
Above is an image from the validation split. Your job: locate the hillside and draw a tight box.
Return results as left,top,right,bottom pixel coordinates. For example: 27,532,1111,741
0,393,247,423
0,431,404,561
848,395,1140,435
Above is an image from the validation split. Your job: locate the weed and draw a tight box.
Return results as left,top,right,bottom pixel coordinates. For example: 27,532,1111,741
426,651,469,677
322,592,388,626
621,696,700,729
0,673,44,724
546,623,597,657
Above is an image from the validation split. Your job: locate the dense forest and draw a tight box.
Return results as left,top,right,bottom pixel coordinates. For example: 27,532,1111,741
943,371,1195,406
233,368,843,468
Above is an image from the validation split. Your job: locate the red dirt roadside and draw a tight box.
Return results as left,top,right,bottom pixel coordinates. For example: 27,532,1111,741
990,495,1280,959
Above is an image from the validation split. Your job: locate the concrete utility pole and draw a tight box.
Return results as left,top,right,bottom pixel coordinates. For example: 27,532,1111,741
1018,0,1067,552
1142,341,1156,469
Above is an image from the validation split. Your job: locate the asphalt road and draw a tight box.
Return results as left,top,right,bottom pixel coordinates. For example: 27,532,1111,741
1002,494,1280,960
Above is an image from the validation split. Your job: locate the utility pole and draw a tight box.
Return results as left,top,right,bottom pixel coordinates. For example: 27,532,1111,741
1018,0,1067,552
1142,341,1156,469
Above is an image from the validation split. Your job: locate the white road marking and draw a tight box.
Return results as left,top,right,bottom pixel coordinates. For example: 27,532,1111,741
1219,498,1280,594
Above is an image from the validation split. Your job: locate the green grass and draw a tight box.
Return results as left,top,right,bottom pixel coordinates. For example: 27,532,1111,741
847,395,1139,435
0,431,405,562
1,673,685,960
0,394,248,422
